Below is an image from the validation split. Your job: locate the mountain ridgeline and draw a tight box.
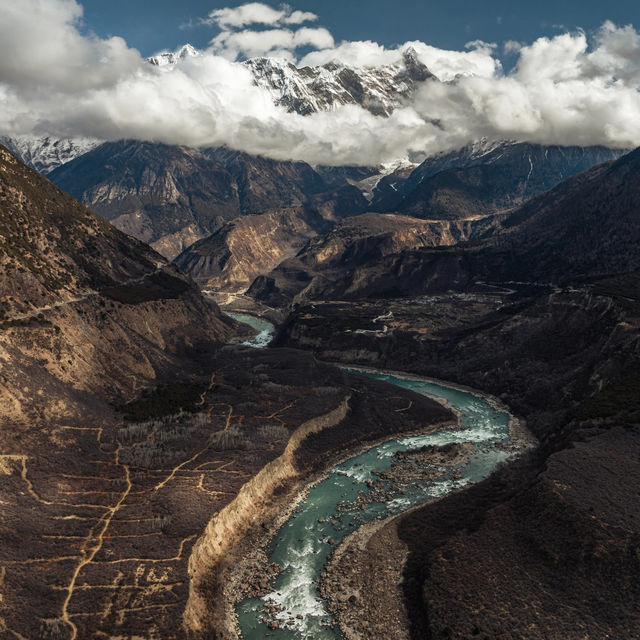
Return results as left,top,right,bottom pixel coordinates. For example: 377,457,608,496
370,141,624,217
41,139,624,299
48,141,369,260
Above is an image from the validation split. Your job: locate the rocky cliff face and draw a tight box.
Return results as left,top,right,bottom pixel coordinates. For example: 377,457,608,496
203,147,328,212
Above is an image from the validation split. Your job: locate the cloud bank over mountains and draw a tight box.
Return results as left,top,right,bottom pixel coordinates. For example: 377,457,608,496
1,0,639,165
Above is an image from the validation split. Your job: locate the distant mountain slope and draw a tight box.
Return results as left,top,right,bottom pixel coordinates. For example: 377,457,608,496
272,146,640,302
0,144,231,426
247,211,505,306
48,141,242,258
202,147,327,212
48,140,369,260
371,142,625,218
491,146,640,281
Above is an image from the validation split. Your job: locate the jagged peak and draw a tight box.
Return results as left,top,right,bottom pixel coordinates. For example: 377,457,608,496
147,43,200,67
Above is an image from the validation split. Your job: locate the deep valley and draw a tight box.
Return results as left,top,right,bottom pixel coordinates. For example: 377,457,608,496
1,38,639,639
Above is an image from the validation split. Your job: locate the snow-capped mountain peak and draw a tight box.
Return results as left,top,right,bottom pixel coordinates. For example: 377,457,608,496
244,50,434,116
147,44,200,67
144,44,435,117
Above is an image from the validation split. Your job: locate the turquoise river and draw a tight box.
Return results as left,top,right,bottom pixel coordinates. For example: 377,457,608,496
234,361,518,639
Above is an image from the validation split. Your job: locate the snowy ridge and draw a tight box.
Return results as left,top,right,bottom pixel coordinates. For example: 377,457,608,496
145,44,434,117
244,48,433,116
1,135,101,174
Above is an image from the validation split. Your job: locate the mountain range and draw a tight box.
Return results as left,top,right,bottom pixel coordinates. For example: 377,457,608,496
252,146,640,304
0,110,639,639
2,45,435,178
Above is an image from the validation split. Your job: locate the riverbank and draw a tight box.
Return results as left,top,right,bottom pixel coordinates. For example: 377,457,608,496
318,443,476,640
218,416,460,638
224,312,275,348
205,292,287,327
184,368,453,638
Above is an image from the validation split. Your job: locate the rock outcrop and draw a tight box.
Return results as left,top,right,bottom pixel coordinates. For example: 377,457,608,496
174,207,328,293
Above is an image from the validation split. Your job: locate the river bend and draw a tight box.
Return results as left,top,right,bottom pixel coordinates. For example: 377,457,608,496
236,368,518,639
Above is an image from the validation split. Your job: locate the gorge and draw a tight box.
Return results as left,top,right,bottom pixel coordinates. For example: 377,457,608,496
1,15,640,635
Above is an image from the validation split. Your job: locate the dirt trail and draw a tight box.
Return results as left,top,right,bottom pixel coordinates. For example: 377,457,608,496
3,267,167,323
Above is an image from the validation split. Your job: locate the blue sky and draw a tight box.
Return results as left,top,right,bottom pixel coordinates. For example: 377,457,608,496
81,0,640,57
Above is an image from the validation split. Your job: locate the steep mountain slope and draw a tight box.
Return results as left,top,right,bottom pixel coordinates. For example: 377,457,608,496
371,142,625,218
202,147,327,213
0,143,231,426
275,146,640,302
491,147,640,281
48,141,241,259
48,141,369,260
174,207,328,293
0,144,237,638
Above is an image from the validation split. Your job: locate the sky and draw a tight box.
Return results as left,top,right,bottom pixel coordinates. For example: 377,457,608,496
80,0,640,60
1,1,640,166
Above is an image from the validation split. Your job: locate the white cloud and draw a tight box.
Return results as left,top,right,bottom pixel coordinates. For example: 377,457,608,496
0,0,140,90
299,39,500,80
1,1,640,167
205,3,327,60
283,10,319,25
211,26,334,59
299,40,401,68
504,40,523,55
204,2,318,29
205,3,286,28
